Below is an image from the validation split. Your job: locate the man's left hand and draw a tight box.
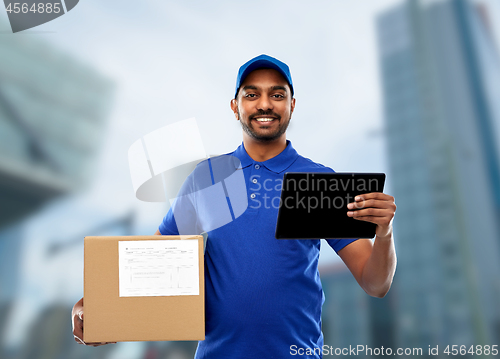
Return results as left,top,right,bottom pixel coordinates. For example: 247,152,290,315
347,193,396,239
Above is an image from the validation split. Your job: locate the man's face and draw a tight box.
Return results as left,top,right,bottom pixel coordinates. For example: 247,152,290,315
231,68,295,142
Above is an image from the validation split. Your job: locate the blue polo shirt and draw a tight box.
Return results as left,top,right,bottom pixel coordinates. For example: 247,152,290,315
159,140,358,359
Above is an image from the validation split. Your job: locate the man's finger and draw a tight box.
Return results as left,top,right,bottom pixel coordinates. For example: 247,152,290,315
354,193,394,202
347,208,388,217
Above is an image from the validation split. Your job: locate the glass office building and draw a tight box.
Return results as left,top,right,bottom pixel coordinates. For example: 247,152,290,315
377,0,500,349
321,264,371,351
0,22,114,358
320,262,396,356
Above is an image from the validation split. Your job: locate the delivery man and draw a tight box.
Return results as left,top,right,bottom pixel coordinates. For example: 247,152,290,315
72,54,397,358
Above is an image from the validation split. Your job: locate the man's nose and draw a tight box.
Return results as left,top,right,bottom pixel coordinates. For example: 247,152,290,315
256,95,273,111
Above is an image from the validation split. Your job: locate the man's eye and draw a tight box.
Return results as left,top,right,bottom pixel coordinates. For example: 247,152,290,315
245,94,257,98
272,94,284,98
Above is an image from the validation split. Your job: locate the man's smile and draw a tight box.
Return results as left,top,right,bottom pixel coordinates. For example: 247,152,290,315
253,117,277,123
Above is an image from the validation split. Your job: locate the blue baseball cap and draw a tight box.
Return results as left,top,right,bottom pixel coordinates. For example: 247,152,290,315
234,54,294,98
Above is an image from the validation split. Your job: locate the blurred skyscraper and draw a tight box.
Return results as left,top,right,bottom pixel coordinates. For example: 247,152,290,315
0,22,114,358
321,264,371,349
0,29,114,229
320,260,396,355
377,0,500,351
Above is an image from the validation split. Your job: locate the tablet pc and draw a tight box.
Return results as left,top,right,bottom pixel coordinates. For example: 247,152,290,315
275,172,386,239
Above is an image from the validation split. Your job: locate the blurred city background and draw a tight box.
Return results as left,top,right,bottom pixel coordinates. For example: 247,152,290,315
0,0,499,358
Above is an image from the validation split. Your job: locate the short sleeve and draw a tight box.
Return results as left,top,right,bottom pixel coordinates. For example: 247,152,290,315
158,170,199,235
326,238,359,254
158,205,180,235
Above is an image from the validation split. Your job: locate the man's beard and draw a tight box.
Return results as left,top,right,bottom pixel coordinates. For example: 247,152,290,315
238,109,291,142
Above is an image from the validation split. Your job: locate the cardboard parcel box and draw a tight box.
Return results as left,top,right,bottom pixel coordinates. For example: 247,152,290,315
84,235,205,343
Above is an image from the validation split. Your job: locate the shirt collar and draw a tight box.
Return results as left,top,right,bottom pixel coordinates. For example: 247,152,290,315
233,139,299,174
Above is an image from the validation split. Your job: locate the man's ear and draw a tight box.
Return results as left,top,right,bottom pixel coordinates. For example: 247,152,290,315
230,99,239,120
290,97,296,117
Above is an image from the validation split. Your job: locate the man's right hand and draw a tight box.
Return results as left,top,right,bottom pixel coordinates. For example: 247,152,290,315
72,297,116,346
73,231,161,346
